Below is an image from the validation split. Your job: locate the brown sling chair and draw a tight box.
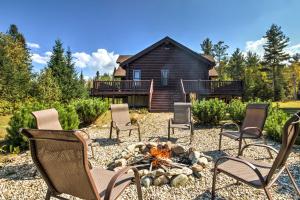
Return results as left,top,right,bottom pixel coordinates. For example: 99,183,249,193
168,102,194,144
109,104,141,145
219,103,270,155
21,128,143,200
212,112,300,200
32,108,96,158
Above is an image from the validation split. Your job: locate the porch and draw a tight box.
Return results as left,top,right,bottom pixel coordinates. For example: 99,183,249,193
90,79,243,111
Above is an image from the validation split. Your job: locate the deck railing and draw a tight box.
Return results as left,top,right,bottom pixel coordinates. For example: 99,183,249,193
92,80,152,94
182,80,243,95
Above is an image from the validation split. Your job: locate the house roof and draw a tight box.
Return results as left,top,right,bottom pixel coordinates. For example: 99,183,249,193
119,36,216,68
209,67,219,77
113,66,126,77
116,55,132,63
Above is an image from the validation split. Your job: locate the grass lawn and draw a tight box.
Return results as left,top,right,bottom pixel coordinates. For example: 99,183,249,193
0,115,11,141
273,100,300,108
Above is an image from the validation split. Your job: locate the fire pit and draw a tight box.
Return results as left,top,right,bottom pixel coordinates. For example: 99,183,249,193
108,142,211,187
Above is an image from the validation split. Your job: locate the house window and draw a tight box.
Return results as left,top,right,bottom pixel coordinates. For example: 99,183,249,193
133,69,141,81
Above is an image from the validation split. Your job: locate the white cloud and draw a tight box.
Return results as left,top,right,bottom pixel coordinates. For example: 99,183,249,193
73,49,118,74
244,38,300,57
31,51,52,64
244,38,267,57
27,42,40,49
31,48,118,74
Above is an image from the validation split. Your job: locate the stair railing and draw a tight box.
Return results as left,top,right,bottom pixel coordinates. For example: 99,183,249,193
180,79,186,102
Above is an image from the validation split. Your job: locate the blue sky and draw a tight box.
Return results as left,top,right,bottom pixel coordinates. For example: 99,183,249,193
1,0,300,78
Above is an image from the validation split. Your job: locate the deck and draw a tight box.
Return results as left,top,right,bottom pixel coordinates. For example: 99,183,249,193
91,80,243,97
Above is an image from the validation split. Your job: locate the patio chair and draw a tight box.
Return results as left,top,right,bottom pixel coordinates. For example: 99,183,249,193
109,104,141,145
32,108,96,158
21,128,143,200
219,103,270,155
168,102,193,144
212,112,300,200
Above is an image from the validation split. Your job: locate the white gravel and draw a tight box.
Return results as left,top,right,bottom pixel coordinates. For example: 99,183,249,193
1,112,299,200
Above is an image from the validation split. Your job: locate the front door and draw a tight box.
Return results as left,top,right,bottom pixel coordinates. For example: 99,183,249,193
161,69,169,86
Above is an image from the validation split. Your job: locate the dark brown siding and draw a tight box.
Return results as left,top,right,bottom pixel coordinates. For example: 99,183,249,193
127,43,209,90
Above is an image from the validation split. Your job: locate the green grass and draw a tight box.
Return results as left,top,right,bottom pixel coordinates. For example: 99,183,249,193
273,101,300,108
0,115,11,141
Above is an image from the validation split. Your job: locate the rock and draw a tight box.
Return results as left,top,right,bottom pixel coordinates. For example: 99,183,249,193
164,141,173,150
191,164,203,173
171,144,185,155
113,166,123,172
152,168,165,177
182,167,193,176
127,144,136,153
153,175,169,186
197,157,208,167
171,174,188,187
188,150,201,164
121,151,132,159
139,169,150,177
141,176,153,188
114,158,127,167
193,171,204,179
135,142,145,149
166,168,183,176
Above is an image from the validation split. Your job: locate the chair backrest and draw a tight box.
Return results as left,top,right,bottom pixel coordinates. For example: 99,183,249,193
241,104,269,137
173,102,192,124
110,104,130,124
21,129,100,200
266,112,300,184
32,108,63,130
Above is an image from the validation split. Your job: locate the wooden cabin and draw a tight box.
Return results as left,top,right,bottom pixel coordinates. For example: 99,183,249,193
91,36,243,112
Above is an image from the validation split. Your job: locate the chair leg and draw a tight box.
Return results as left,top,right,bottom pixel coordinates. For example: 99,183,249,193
109,121,113,139
117,130,120,145
263,187,272,200
190,124,194,144
91,145,95,158
263,137,273,159
129,130,132,136
211,169,218,200
285,167,300,195
168,121,171,140
238,138,243,155
137,128,141,142
172,128,175,135
45,189,51,200
218,134,222,151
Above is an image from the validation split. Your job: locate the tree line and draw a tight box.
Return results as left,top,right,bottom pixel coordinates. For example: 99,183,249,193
0,24,88,104
200,24,300,101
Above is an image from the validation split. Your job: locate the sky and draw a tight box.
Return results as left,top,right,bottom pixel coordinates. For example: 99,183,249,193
1,0,300,79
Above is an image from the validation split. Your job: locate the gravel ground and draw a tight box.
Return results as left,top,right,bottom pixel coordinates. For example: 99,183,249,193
1,112,300,200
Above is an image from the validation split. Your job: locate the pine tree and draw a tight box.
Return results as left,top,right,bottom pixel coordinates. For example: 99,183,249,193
200,38,214,56
228,48,245,80
213,41,229,79
95,71,100,80
263,24,290,100
245,51,260,67
36,69,62,103
0,25,32,102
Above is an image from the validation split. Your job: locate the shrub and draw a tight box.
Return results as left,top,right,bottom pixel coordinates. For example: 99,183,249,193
227,99,246,124
192,98,227,125
264,105,289,142
72,98,109,126
5,101,79,152
0,100,14,116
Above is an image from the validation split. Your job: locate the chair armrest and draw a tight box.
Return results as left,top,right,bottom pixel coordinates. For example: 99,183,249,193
221,122,240,132
76,129,90,139
241,143,279,156
241,127,262,136
104,166,141,200
215,156,266,185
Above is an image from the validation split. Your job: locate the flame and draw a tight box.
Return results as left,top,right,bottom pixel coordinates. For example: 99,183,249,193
150,146,171,167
